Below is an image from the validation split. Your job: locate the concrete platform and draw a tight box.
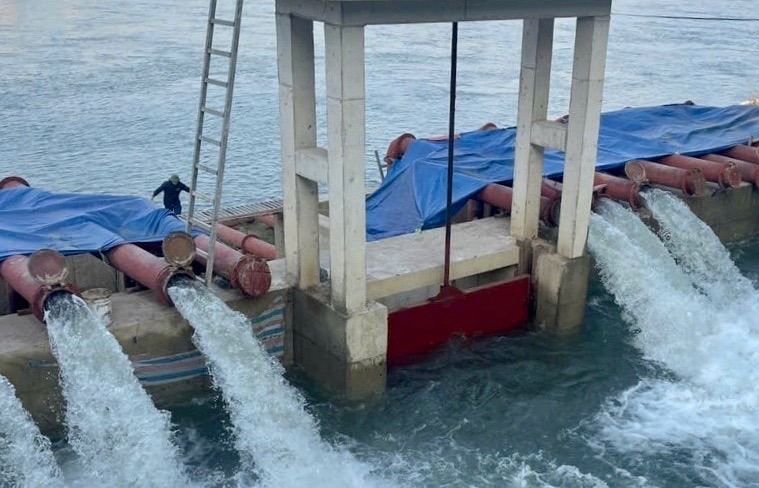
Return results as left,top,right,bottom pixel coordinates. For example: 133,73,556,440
365,216,520,300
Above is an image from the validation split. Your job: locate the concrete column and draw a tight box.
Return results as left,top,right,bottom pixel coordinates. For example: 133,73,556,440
324,24,367,313
557,15,610,258
511,18,554,243
276,14,320,288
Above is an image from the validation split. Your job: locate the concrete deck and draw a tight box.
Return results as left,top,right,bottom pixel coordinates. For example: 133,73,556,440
365,216,519,300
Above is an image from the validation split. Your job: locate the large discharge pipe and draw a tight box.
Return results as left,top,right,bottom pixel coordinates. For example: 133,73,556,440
0,250,77,322
659,154,741,189
475,183,560,225
593,172,642,207
624,160,707,196
215,223,277,261
722,145,759,165
105,235,195,305
194,234,271,297
0,176,30,190
701,153,759,187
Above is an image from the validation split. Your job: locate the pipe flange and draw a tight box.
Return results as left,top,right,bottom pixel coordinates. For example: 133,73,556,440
230,255,272,298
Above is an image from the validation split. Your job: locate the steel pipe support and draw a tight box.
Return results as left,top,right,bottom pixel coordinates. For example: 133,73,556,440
0,251,76,322
593,172,642,207
194,234,271,298
215,224,277,261
625,160,706,196
659,154,741,189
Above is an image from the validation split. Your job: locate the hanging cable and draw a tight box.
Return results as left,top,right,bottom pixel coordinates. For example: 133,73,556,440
443,21,458,288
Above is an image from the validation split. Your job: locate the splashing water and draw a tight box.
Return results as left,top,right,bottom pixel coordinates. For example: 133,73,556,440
642,188,758,303
44,293,190,487
168,278,384,488
0,375,63,487
588,199,759,486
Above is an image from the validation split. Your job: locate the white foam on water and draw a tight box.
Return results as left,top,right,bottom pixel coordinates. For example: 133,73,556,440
44,293,191,487
588,199,759,486
0,374,64,487
643,188,758,303
168,279,385,488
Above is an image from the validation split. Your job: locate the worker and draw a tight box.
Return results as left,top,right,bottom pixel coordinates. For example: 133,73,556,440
152,174,190,215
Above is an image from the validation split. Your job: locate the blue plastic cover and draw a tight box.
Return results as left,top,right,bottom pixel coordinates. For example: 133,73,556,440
0,188,191,261
366,104,759,240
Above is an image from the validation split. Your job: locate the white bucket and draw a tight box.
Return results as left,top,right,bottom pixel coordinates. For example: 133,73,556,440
81,288,113,325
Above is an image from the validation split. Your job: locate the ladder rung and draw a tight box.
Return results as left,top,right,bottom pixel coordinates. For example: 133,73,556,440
192,190,213,202
205,77,228,88
208,48,232,58
196,248,209,259
201,106,224,117
211,18,235,27
197,163,219,175
199,135,222,147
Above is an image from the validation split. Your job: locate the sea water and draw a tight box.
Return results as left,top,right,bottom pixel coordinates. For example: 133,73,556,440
2,0,758,485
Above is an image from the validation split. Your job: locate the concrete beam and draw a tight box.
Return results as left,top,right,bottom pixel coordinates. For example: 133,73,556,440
365,217,519,299
557,15,610,258
531,120,567,151
295,147,329,184
511,18,554,241
276,14,321,288
276,0,612,26
325,23,367,313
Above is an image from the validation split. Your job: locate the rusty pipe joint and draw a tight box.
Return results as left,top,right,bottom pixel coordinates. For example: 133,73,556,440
106,235,195,306
0,176,30,190
194,234,271,297
0,250,78,322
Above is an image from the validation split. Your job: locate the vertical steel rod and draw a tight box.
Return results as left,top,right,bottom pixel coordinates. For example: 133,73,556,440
443,22,458,287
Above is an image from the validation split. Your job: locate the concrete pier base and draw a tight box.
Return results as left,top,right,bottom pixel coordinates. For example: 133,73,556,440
292,288,387,400
533,246,591,330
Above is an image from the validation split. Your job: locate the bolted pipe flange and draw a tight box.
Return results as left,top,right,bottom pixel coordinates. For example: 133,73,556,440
156,266,195,306
162,231,196,268
230,255,272,298
0,176,30,190
28,249,69,287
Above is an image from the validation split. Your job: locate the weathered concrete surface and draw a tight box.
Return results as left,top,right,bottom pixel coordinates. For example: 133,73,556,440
0,260,290,433
366,216,520,300
292,287,387,400
534,250,591,330
682,183,759,242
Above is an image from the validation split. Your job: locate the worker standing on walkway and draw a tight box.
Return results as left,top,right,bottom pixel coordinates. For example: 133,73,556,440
152,174,190,215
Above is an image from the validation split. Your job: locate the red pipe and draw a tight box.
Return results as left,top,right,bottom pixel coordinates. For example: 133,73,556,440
625,160,706,196
384,133,416,171
0,252,76,322
541,179,563,199
194,235,271,298
256,213,277,228
659,154,741,189
215,224,277,261
106,244,191,305
475,183,559,225
593,172,642,207
701,153,759,187
722,145,759,165
0,176,30,190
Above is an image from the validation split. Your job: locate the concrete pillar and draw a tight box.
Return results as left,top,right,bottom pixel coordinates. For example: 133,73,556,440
325,24,367,313
276,14,320,288
511,18,554,244
557,15,610,258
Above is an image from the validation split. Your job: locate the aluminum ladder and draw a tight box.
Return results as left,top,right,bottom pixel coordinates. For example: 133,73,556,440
185,0,244,287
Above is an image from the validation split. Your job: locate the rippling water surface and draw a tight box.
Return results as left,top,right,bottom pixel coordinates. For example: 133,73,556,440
2,0,759,486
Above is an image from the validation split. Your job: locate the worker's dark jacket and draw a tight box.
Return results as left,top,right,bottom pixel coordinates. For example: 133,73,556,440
153,181,190,212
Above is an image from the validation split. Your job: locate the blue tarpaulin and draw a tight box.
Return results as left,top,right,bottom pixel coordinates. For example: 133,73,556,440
366,104,759,241
0,188,190,260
